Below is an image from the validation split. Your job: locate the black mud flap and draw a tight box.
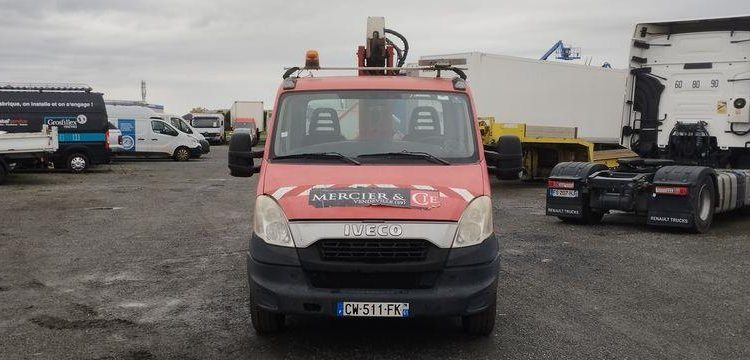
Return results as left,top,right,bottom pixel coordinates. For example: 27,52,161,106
646,165,714,229
546,162,607,219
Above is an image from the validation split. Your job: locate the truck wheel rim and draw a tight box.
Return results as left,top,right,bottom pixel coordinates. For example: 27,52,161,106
697,185,711,221
70,157,86,171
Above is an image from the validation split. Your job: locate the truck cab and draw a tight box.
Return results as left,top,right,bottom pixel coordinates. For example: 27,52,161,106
229,17,499,335
190,113,225,144
546,16,750,233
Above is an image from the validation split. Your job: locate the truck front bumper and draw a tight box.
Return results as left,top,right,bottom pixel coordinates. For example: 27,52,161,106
247,234,499,318
202,134,223,143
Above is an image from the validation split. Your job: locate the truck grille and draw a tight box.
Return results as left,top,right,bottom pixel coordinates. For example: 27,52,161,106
319,239,430,263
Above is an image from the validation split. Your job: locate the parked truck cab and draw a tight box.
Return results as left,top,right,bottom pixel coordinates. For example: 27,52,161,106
229,18,501,336
546,16,750,233
190,113,225,144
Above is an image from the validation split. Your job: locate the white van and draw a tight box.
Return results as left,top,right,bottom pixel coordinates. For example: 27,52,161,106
105,103,202,161
190,113,225,144
159,114,210,156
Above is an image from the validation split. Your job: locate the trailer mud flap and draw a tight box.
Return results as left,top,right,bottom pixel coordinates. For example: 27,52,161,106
646,199,695,228
546,186,585,218
646,165,713,229
546,162,607,219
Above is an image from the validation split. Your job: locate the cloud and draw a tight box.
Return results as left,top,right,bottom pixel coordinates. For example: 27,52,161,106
0,0,747,114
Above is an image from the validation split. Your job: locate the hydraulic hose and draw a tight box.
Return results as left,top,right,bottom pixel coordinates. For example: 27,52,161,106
385,38,403,65
384,28,409,67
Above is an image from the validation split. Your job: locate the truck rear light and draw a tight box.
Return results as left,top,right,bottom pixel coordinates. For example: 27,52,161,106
105,129,110,151
654,186,689,196
548,180,575,189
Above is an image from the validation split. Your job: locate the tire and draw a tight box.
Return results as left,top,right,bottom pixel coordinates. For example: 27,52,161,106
250,299,285,334
462,295,497,336
690,176,715,233
173,147,191,162
67,153,89,173
494,135,523,181
0,164,7,185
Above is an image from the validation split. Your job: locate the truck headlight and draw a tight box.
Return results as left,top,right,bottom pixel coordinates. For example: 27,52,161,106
253,195,293,247
453,196,493,248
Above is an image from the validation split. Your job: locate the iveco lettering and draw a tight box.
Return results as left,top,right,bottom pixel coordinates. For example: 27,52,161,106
228,17,512,335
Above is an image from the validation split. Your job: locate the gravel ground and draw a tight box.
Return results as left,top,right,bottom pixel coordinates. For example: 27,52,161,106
1,146,749,359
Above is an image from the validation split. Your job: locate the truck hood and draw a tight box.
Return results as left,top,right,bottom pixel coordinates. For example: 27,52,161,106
261,163,487,221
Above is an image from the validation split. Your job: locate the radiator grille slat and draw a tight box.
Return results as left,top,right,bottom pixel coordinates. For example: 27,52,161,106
319,239,429,263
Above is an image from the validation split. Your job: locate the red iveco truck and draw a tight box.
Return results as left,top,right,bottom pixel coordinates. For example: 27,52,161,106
229,17,519,335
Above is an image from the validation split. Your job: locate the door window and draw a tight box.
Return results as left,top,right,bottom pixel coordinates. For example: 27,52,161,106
152,120,178,136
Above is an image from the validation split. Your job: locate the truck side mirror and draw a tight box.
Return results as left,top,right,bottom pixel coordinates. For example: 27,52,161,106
228,132,256,177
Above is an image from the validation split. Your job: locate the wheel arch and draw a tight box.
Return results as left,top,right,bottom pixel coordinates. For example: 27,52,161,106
62,145,92,159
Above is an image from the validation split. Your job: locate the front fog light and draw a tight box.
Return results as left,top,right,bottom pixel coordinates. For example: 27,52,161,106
454,196,493,248
253,195,293,247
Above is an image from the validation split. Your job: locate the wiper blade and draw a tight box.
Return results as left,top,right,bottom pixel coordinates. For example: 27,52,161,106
357,151,450,165
273,152,361,165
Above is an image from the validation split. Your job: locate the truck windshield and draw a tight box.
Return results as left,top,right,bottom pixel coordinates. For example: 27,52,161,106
192,117,220,128
271,91,477,164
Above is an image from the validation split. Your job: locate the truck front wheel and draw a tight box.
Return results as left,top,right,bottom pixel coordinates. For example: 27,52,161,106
250,299,285,334
461,295,497,336
691,176,715,233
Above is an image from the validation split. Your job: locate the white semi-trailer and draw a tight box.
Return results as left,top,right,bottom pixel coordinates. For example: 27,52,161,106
546,15,750,232
420,52,630,144
419,52,633,179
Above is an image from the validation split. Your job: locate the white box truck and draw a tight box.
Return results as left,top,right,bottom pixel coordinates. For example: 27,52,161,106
420,52,634,178
230,101,264,136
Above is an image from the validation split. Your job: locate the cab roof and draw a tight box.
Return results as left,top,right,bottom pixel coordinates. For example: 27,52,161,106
283,76,463,92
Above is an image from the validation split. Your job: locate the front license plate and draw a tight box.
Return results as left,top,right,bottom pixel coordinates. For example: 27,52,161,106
336,302,410,317
550,189,579,198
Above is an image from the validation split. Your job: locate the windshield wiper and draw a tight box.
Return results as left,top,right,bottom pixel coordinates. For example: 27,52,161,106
273,152,361,165
357,150,451,165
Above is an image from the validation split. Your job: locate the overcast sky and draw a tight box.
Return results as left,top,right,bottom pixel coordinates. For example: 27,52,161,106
1,0,748,114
